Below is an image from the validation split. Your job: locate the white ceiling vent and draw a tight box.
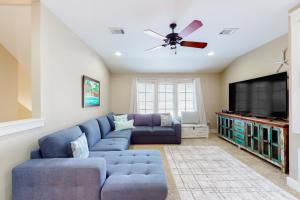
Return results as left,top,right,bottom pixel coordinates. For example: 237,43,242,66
109,27,125,35
219,28,239,35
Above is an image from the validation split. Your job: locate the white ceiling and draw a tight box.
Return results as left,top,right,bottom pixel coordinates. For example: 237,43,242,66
42,0,299,73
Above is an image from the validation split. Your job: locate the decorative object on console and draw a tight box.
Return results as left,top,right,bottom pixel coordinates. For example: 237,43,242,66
216,112,289,173
181,111,209,138
160,113,172,127
82,75,100,108
70,133,89,158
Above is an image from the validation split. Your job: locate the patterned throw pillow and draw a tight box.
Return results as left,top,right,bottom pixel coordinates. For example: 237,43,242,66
161,114,172,127
114,119,135,131
70,133,89,158
114,114,128,122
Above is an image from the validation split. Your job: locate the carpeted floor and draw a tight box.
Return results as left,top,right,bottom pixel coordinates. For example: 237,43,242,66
131,133,300,200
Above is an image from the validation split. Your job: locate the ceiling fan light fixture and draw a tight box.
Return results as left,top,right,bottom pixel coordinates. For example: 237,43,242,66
144,20,207,54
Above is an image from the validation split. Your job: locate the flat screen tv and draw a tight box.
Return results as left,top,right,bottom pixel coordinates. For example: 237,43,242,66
229,72,288,119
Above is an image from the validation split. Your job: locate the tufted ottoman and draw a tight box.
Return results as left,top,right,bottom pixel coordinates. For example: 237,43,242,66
89,150,168,200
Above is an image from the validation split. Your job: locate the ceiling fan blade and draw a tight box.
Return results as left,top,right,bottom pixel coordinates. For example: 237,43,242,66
180,41,207,48
144,29,166,40
178,20,203,38
144,45,164,52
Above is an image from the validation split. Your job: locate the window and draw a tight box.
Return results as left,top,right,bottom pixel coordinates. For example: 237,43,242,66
158,84,174,115
137,82,155,114
136,79,196,117
178,83,195,116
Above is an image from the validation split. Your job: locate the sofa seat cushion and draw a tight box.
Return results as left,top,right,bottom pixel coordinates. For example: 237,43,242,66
132,126,152,135
104,130,132,140
98,150,167,200
38,126,82,158
90,138,129,151
152,126,176,136
89,150,162,165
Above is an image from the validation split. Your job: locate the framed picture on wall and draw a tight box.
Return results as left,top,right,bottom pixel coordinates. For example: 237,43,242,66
82,75,100,107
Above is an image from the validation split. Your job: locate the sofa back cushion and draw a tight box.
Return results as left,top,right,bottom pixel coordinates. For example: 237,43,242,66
106,112,115,130
78,119,101,148
152,114,161,126
127,114,135,120
134,114,153,126
96,116,112,138
38,126,82,158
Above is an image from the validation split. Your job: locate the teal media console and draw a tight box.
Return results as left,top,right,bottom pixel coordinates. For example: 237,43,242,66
216,112,289,173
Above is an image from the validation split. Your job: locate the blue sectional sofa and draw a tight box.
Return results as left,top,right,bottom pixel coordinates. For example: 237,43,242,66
12,113,181,200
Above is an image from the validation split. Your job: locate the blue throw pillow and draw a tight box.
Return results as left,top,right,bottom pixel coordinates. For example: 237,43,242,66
70,133,89,158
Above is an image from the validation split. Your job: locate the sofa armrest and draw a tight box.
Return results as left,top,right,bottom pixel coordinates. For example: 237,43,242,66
12,158,106,200
172,119,181,144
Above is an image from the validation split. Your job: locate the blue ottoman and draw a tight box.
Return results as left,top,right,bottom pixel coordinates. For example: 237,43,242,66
90,150,168,200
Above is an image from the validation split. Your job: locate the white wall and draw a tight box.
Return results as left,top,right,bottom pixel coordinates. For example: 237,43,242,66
0,3,111,200
0,4,33,117
289,5,300,182
110,73,221,128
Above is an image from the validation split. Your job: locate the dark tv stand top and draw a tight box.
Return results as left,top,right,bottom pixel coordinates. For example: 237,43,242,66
216,112,289,128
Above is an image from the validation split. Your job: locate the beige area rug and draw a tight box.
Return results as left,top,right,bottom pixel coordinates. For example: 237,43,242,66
164,146,297,200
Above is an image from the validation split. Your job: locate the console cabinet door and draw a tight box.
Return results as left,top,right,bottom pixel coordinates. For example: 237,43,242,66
218,116,221,135
245,122,253,149
252,124,260,153
260,125,271,158
270,128,281,163
229,119,234,140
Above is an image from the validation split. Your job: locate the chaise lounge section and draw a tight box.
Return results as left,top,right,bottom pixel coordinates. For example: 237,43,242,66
12,112,180,200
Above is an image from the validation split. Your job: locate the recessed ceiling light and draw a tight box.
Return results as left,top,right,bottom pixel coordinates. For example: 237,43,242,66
115,51,122,56
208,51,215,56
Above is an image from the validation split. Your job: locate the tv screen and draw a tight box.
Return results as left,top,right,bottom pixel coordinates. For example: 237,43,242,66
229,72,288,119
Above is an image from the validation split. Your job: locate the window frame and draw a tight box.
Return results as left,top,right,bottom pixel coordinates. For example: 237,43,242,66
137,80,156,114
136,78,196,118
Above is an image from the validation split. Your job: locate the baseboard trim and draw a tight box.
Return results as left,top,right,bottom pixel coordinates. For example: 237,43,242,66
287,176,300,192
210,129,217,133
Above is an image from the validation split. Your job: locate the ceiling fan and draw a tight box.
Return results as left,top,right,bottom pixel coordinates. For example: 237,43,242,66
144,20,207,54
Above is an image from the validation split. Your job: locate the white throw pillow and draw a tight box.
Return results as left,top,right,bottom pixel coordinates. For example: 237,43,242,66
114,119,135,131
70,133,89,158
181,112,200,124
114,114,128,122
161,114,172,127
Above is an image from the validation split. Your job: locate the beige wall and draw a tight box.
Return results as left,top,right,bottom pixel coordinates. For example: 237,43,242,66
220,34,289,108
0,44,19,122
110,73,221,128
0,3,111,200
0,4,33,118
17,64,32,113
